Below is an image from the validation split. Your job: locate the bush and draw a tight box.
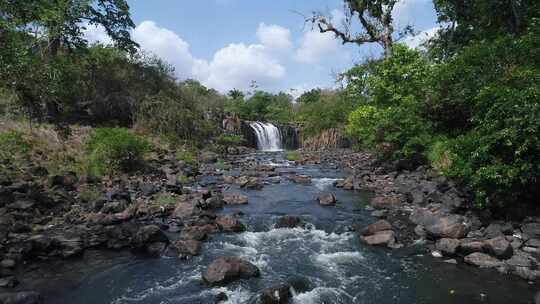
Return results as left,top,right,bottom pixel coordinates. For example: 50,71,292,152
285,151,301,161
216,134,244,147
176,149,198,166
0,130,33,160
85,128,150,176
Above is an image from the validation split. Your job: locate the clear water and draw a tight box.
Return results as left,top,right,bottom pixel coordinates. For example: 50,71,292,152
17,153,540,304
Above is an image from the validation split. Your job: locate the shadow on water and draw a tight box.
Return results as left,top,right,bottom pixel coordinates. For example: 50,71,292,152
16,152,540,304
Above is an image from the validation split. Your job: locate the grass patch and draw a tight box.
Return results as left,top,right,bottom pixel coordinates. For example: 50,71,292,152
78,185,102,203
215,159,232,171
154,192,178,206
285,151,301,161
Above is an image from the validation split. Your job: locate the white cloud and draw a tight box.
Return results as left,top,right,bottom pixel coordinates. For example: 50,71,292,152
203,43,286,92
393,0,431,26
256,23,292,52
295,30,341,64
403,26,439,49
132,21,202,79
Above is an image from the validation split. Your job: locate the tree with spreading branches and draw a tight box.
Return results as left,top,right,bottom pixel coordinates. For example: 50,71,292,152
308,0,402,58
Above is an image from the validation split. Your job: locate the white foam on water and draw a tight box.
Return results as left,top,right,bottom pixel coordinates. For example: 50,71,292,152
314,251,364,265
293,287,353,304
312,178,343,191
203,286,253,304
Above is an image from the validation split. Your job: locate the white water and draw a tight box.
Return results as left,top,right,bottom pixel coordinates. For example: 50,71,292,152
249,122,283,151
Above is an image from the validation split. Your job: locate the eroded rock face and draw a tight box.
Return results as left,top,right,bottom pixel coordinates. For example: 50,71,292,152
464,253,503,268
317,193,336,206
202,256,260,285
223,193,248,205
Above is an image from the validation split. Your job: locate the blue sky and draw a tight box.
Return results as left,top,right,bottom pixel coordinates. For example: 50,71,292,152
86,0,439,95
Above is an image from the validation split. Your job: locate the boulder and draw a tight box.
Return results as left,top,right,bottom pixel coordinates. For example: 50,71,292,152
132,225,169,255
484,236,513,259
172,200,199,219
0,259,16,269
202,256,260,285
275,216,302,229
410,209,469,239
216,215,245,232
223,193,249,205
0,291,43,304
174,240,201,257
460,239,486,254
360,230,396,247
464,253,503,268
258,283,292,304
522,222,540,239
435,238,460,256
317,193,336,206
180,227,209,241
361,220,392,236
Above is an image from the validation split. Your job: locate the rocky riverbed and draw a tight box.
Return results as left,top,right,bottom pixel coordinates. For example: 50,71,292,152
1,149,539,303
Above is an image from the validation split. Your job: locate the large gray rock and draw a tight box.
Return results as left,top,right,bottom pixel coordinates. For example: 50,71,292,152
202,256,260,285
317,193,336,206
410,208,469,239
484,236,513,259
133,225,169,256
522,223,540,239
361,220,393,236
174,239,201,257
360,230,396,247
436,238,461,256
464,253,503,268
460,239,486,254
370,196,402,209
216,215,245,232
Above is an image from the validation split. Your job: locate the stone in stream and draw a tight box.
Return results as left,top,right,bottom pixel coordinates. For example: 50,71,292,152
288,174,311,184
216,215,245,232
459,239,486,254
317,193,336,206
360,220,393,236
202,256,260,286
464,252,503,268
410,208,469,239
174,239,201,257
223,192,248,205
435,238,461,256
275,216,302,229
257,283,292,304
0,291,43,304
484,236,513,259
132,225,169,256
370,196,402,209
360,230,396,247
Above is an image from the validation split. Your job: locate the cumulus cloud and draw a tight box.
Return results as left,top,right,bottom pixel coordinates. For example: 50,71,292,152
203,43,286,92
256,23,292,52
295,30,341,64
83,24,112,45
393,0,432,26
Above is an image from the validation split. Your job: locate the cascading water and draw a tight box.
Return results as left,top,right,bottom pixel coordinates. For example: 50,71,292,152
249,122,283,151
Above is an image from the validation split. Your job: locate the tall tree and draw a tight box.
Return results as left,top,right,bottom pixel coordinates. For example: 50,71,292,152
309,0,400,57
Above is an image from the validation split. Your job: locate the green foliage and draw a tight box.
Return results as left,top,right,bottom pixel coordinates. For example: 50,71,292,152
154,193,178,206
215,159,232,171
0,130,33,160
285,151,301,162
297,89,321,104
85,128,150,176
176,149,198,166
225,91,294,123
216,134,245,147
78,185,101,203
297,90,358,138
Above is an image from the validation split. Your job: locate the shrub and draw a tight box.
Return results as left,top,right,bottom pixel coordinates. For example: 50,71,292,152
215,159,232,171
285,151,301,161
216,134,244,147
176,149,198,166
85,128,150,176
0,130,33,160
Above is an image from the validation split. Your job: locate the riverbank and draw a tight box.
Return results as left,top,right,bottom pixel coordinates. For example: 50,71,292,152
297,149,540,282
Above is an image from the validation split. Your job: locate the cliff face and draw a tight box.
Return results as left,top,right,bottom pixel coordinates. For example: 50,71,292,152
302,128,350,151
241,121,258,148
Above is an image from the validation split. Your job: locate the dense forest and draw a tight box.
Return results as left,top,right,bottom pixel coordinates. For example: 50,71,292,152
1,0,540,211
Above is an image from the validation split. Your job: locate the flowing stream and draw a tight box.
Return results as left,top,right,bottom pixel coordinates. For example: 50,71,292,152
249,122,283,152
17,152,540,304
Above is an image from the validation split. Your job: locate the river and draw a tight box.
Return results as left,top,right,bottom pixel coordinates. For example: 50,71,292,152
17,152,539,304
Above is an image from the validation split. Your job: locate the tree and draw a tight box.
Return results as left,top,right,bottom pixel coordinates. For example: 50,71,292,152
308,0,400,57
297,88,322,104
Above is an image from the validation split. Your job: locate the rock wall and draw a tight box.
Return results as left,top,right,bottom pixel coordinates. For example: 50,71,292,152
302,128,350,151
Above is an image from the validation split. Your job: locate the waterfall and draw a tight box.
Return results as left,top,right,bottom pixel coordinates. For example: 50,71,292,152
249,122,283,151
